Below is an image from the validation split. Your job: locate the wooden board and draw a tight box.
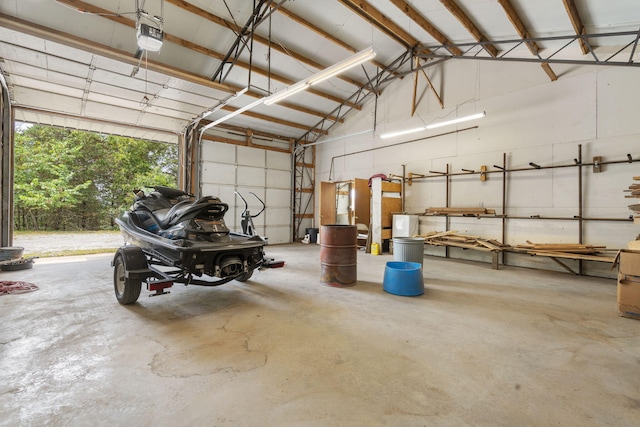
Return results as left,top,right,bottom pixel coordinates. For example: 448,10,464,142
353,178,370,227
526,250,615,263
381,181,401,192
382,197,402,227
425,207,496,215
320,181,336,225
421,231,506,252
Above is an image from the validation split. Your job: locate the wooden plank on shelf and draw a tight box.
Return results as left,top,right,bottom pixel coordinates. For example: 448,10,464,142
426,207,486,213
448,242,493,251
516,244,606,253
526,250,615,263
419,230,459,239
381,181,401,192
477,239,503,251
487,239,508,248
444,235,480,242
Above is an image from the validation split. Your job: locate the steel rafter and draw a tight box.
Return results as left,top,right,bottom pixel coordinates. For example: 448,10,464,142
416,30,640,67
291,49,416,239
211,0,285,84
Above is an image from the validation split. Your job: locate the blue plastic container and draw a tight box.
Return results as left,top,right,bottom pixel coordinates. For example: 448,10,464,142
383,261,424,296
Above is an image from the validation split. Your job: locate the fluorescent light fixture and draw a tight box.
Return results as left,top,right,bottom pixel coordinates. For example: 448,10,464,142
425,111,486,129
198,87,249,121
380,111,486,139
264,82,310,106
264,47,377,106
307,47,377,86
380,126,426,139
200,97,266,132
201,47,377,129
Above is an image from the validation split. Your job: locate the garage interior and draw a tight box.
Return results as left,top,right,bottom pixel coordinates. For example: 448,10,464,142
1,0,640,425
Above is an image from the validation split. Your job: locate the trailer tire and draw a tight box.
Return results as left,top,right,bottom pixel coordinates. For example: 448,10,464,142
113,252,142,305
235,269,253,282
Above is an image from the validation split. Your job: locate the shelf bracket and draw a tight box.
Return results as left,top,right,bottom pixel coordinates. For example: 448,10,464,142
593,156,603,173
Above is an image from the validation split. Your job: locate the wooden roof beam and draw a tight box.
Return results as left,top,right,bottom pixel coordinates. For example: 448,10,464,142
273,6,389,73
55,0,360,112
337,0,428,52
1,10,329,139
497,0,557,81
497,0,539,55
389,0,462,56
439,0,499,57
562,0,589,54
167,0,364,89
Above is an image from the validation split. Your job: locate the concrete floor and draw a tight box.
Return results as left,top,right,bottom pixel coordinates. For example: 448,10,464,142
1,243,639,426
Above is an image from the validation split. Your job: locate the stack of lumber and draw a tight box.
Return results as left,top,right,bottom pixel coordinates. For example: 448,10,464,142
418,230,507,252
515,241,616,262
626,176,640,221
425,207,496,216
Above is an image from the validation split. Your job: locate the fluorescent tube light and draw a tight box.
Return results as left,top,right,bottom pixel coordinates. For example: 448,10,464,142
380,111,486,139
198,87,249,121
307,47,377,86
380,126,427,139
200,97,265,132
425,111,485,129
264,47,377,106
264,82,310,106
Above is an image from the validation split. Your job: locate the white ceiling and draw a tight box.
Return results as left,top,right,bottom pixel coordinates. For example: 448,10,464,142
1,0,639,145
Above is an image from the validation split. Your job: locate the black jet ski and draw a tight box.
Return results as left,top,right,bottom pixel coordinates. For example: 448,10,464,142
112,186,282,304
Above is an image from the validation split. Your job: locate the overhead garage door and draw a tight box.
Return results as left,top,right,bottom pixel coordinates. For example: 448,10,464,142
200,141,292,244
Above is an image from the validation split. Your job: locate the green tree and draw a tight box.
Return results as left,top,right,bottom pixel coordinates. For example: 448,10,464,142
14,126,92,230
14,125,178,231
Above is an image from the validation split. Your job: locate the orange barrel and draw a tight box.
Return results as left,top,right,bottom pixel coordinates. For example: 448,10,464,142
320,225,358,287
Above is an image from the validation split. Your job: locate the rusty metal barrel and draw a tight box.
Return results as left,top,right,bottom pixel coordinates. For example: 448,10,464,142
320,224,357,287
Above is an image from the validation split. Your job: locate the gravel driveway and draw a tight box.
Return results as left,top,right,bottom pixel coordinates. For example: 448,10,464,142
13,231,125,256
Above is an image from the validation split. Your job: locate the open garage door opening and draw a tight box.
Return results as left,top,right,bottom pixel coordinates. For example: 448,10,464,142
13,122,178,233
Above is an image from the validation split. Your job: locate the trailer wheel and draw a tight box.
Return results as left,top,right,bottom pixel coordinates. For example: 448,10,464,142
235,269,254,282
113,253,142,304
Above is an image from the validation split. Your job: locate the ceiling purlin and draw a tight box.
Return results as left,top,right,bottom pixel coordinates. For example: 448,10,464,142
496,0,557,81
222,106,329,134
562,0,590,55
388,0,462,56
212,123,296,143
438,0,499,57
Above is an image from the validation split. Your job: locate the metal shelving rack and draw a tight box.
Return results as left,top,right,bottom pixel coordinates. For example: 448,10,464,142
403,144,638,274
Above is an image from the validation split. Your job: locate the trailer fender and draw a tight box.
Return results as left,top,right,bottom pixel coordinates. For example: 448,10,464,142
113,246,151,279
